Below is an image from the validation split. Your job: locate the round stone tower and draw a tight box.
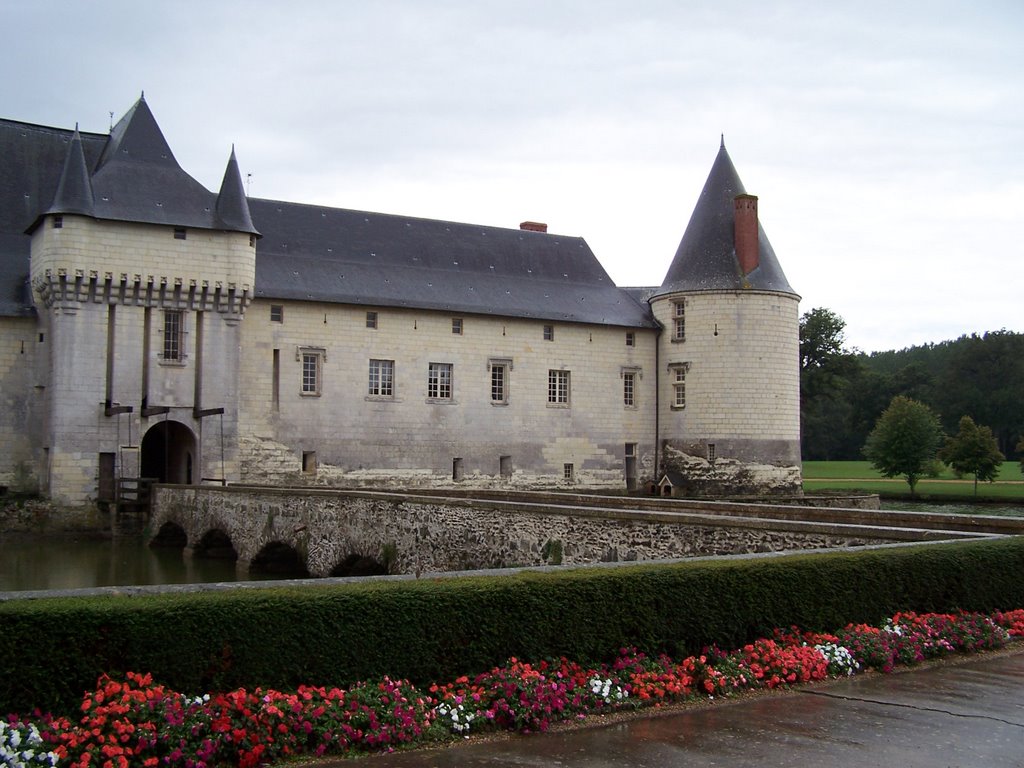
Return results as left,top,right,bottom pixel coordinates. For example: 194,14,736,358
650,140,801,496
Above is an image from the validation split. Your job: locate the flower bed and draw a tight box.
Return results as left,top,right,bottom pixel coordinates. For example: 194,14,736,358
5,609,1022,768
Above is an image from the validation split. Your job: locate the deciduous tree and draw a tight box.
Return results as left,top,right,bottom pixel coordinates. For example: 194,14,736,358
863,396,944,496
940,416,1005,496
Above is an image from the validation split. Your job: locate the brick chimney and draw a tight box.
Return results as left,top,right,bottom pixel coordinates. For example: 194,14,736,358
734,194,759,275
519,221,548,233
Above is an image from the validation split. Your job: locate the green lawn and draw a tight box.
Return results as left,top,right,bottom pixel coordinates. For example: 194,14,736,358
802,461,1024,501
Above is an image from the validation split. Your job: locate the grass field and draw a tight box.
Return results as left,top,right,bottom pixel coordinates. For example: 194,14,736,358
802,460,1024,501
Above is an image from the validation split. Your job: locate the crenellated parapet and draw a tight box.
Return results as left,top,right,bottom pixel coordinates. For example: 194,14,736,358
30,215,255,318
33,268,251,319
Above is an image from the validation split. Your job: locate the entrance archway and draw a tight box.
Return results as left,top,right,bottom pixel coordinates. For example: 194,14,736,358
141,420,197,484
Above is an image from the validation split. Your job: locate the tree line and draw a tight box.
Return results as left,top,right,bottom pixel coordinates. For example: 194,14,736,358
800,308,1024,463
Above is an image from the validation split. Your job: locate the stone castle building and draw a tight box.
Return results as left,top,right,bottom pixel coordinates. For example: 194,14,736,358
0,97,801,506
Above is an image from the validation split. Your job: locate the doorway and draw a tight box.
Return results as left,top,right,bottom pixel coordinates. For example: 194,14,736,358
140,420,197,484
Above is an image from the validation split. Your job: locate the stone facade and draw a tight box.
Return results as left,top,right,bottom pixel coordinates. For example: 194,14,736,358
238,300,656,489
1,99,803,505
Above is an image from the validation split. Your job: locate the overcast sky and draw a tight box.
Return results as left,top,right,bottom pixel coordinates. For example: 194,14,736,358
4,1,1021,352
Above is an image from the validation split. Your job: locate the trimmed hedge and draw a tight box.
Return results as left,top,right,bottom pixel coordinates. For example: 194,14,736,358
2,537,1024,716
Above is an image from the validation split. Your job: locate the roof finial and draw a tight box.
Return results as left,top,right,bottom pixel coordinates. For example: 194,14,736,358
720,133,725,149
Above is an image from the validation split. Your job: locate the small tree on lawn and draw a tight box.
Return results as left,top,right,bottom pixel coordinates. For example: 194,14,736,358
863,395,944,497
940,416,1005,497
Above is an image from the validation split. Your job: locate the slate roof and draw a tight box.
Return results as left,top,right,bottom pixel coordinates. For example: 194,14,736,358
27,97,259,236
0,118,107,316
250,199,654,326
653,140,797,298
2,100,790,328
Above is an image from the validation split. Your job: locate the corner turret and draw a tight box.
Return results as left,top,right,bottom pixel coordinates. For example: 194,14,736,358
650,140,802,496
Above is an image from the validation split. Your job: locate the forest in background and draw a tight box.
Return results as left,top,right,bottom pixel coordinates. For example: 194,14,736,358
799,309,1024,461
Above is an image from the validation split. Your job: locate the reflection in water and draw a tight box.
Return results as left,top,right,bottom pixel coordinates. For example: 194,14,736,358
0,534,284,592
881,500,1024,517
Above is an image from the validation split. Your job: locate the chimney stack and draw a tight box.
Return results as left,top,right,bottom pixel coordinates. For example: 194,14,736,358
519,221,548,233
734,194,759,275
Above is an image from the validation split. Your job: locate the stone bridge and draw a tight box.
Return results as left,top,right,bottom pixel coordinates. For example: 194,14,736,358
148,486,1009,578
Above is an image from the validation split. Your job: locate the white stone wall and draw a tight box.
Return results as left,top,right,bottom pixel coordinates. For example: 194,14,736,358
238,299,658,488
653,290,800,445
0,317,45,490
30,215,255,296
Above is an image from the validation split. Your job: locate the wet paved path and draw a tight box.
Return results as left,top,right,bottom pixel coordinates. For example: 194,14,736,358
337,649,1024,767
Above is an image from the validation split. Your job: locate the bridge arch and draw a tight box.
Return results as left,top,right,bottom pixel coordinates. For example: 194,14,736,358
150,521,188,549
251,541,309,577
330,553,388,577
194,528,238,562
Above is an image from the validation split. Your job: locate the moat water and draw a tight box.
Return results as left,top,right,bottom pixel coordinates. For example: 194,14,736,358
0,533,291,593
1,501,1020,593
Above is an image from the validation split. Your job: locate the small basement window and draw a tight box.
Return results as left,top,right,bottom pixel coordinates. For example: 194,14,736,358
302,451,317,474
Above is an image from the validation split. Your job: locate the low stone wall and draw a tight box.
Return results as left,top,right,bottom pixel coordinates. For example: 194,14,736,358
0,495,110,533
151,486,972,578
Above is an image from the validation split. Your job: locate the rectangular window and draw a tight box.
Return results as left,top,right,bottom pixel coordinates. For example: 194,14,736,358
301,353,321,395
564,463,574,481
366,311,378,329
673,301,686,341
491,363,507,404
270,305,283,322
368,359,395,397
548,369,570,405
708,443,716,462
162,310,183,361
671,365,687,409
52,215,63,229
452,318,463,335
543,324,554,341
297,346,325,396
428,362,453,400
623,371,636,407
625,331,635,347
173,227,187,240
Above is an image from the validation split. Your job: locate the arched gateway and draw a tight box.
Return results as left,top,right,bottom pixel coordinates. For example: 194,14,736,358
141,420,197,485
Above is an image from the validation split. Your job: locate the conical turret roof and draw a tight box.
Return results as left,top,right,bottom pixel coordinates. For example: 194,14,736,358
653,140,796,297
44,125,95,218
215,147,258,235
26,95,258,235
